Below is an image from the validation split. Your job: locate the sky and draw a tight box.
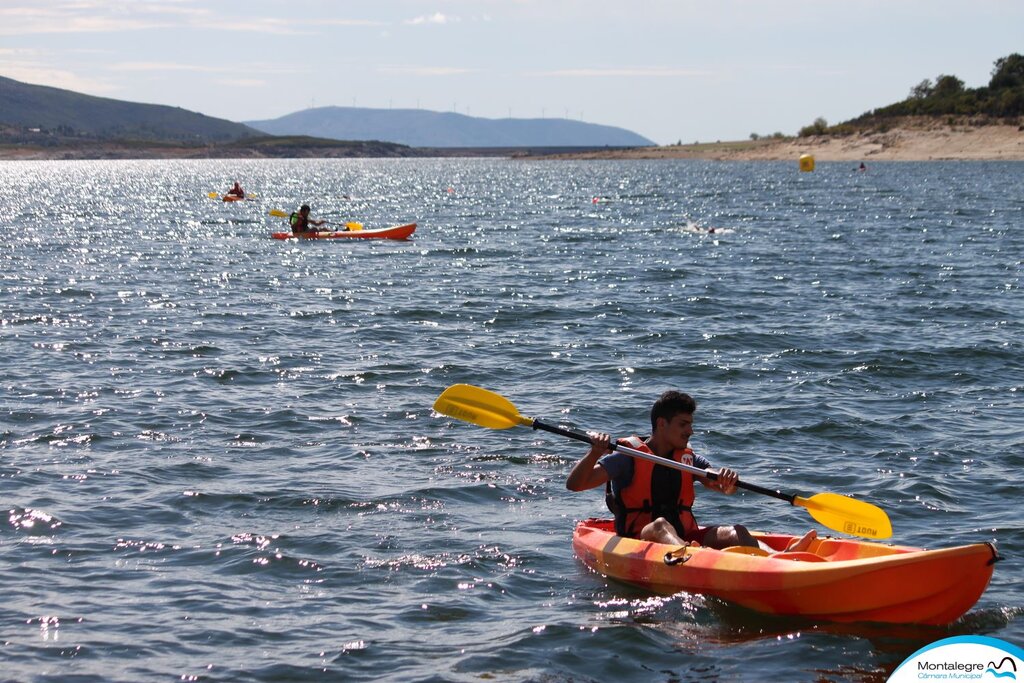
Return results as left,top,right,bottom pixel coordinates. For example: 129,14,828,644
1,0,1021,145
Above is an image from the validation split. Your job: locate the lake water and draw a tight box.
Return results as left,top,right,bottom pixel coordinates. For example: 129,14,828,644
1,158,1021,682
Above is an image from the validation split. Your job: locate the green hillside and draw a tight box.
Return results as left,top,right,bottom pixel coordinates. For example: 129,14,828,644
800,53,1024,136
0,75,259,144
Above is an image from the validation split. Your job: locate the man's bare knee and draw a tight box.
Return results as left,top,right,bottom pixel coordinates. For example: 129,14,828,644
641,518,683,545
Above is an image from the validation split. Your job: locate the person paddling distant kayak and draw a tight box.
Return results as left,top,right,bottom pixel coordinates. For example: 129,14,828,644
226,181,245,199
290,205,327,235
566,390,817,553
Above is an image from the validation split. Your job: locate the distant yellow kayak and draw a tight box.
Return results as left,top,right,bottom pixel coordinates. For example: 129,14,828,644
208,191,252,202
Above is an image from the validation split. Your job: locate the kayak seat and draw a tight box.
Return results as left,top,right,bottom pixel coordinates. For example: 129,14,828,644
772,551,828,562
721,546,770,557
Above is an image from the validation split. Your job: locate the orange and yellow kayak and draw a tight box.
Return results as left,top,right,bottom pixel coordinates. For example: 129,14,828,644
271,223,416,241
572,518,997,625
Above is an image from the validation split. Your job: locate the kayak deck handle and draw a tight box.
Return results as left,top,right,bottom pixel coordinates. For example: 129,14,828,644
664,549,691,566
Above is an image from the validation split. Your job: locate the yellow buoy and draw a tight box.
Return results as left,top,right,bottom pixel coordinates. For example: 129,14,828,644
799,154,815,172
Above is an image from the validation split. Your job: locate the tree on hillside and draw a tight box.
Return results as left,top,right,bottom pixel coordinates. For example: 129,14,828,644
844,53,1024,124
932,75,966,97
798,117,829,137
909,79,934,99
990,53,1024,90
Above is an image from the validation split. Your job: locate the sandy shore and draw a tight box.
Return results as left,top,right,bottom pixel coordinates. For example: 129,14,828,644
538,122,1024,162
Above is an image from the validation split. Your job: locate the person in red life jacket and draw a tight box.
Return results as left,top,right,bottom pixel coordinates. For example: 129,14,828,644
566,390,816,552
289,204,327,235
226,181,245,198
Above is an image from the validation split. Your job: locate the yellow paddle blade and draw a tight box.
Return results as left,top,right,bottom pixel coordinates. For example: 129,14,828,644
269,209,289,218
208,192,220,199
433,384,533,430
347,222,363,231
795,493,892,539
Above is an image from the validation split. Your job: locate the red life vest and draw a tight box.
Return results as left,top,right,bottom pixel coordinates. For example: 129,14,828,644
607,436,699,539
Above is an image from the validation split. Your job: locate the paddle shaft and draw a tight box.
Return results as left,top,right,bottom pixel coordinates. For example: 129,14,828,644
533,419,797,505
431,384,891,538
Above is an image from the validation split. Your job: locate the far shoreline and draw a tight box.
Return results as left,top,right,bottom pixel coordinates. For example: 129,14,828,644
1,122,1022,162
532,122,1024,162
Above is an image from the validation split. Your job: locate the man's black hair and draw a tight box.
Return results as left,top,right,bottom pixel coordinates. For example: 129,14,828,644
650,390,696,431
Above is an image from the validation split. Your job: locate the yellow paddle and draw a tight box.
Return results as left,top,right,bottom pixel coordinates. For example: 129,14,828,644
268,209,362,231
433,384,893,540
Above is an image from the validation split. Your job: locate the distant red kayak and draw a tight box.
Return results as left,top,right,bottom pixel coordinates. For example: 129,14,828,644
222,194,246,202
271,223,416,241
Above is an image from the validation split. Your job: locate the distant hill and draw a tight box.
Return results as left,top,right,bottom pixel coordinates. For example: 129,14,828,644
0,75,259,143
245,106,655,148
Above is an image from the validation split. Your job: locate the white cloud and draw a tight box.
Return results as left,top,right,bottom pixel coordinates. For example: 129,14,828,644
0,61,118,94
378,65,478,76
0,3,378,36
207,17,310,35
405,12,458,26
108,61,302,76
213,78,267,88
535,67,713,78
316,19,387,27
109,62,227,73
0,6,169,35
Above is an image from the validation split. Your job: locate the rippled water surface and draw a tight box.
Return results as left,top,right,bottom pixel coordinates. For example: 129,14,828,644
1,159,1021,682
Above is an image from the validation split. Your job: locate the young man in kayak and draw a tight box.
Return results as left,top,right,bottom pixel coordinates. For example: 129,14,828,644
226,181,245,198
566,390,816,552
290,205,327,235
